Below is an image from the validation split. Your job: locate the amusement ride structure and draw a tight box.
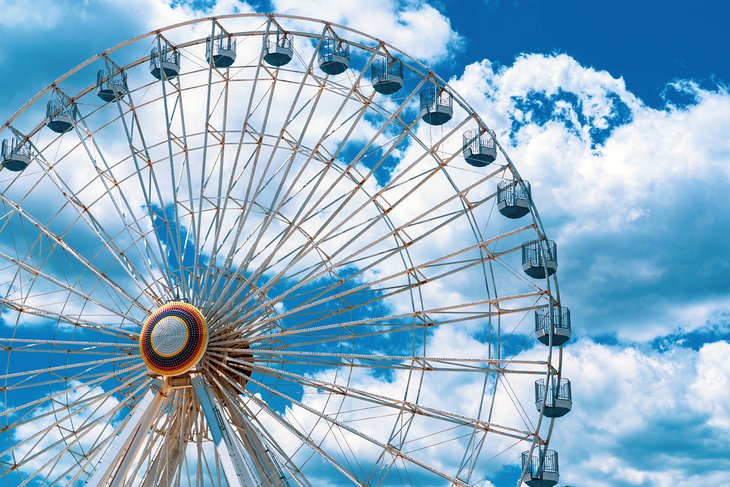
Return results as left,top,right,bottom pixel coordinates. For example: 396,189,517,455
0,14,572,487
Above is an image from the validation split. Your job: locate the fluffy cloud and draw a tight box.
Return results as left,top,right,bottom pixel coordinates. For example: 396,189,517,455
551,339,730,487
449,53,730,342
1,2,729,487
271,0,461,63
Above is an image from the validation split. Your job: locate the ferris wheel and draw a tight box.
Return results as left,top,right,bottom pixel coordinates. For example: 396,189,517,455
0,14,572,487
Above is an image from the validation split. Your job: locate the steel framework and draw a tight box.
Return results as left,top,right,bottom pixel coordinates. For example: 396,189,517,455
0,14,567,487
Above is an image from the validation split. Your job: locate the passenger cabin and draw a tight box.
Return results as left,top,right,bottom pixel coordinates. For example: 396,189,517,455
535,305,571,346
207,33,237,68
463,129,497,167
522,239,558,279
497,179,531,219
150,44,181,80
263,28,293,67
535,377,572,418
318,36,350,75
46,91,78,134
521,449,560,487
96,68,128,102
420,84,453,126
1,138,31,172
371,56,403,95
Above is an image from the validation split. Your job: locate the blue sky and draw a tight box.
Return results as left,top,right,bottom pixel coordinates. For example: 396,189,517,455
1,1,729,486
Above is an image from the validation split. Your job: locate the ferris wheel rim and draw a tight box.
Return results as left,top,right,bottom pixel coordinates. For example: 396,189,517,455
0,13,567,486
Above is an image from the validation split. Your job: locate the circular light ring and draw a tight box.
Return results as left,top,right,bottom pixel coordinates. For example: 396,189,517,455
140,302,207,376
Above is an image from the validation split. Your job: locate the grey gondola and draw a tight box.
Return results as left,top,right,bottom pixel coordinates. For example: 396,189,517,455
45,92,78,134
96,68,128,102
263,28,293,67
497,179,531,218
535,377,572,418
522,239,557,279
463,129,497,167
521,449,560,487
207,34,237,68
318,37,350,75
1,138,31,172
420,84,453,126
535,305,571,346
150,44,181,80
371,56,403,95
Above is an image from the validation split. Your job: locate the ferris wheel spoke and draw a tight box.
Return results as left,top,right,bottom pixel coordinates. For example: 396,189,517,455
0,369,143,427
205,48,382,316
220,356,534,445
218,161,498,310
153,41,195,302
0,188,153,315
212,376,302,486
200,36,272,301
0,297,138,339
206,68,292,300
213,349,548,376
0,362,144,422
0,354,137,385
220,289,542,350
206,29,336,310
69,116,170,302
209,77,427,321
0,336,136,349
70,110,170,295
275,157,502,287
0,196,145,321
192,21,232,305
213,359,470,486
230,225,533,336
209,370,359,486
0,368,148,461
211,102,465,327
8,130,171,308
111,94,180,296
2,373,151,486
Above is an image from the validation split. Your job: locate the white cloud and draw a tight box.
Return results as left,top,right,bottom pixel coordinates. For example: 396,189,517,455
447,53,730,342
0,0,64,29
271,0,461,63
549,339,730,487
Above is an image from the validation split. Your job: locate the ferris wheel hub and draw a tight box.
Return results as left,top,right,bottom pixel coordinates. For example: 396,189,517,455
139,301,208,376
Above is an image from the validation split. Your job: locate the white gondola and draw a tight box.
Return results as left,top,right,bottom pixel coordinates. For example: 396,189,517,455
96,68,128,102
535,305,571,346
45,92,77,134
463,129,497,167
420,84,453,126
207,34,237,68
263,28,293,67
522,239,557,279
521,449,560,487
1,138,32,172
371,56,403,95
535,377,572,418
318,36,350,75
497,179,531,219
150,44,180,80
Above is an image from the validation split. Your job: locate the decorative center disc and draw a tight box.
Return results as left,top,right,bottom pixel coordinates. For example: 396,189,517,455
140,302,208,376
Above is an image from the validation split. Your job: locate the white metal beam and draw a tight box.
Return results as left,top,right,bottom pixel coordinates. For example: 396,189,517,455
86,378,169,486
192,375,257,487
